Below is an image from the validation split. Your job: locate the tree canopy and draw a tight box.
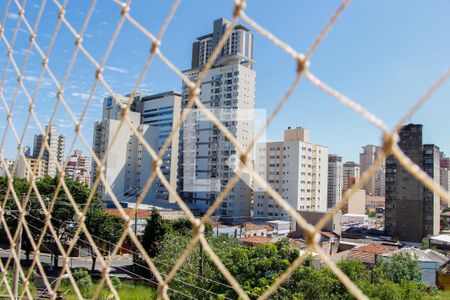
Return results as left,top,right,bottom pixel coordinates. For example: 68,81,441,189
0,176,124,269
139,219,445,300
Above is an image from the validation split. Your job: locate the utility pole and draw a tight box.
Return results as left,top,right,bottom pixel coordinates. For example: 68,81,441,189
133,186,139,273
12,214,23,299
134,186,139,237
199,243,204,277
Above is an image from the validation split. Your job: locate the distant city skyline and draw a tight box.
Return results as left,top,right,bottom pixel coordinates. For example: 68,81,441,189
0,1,449,164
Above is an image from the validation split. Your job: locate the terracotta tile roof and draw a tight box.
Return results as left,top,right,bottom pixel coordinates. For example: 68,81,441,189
243,223,273,232
240,236,273,246
321,231,337,239
348,244,397,265
354,244,397,254
104,208,152,218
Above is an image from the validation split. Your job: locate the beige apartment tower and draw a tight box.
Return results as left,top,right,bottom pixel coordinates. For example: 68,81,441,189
359,145,385,196
254,127,328,218
33,125,65,177
343,161,360,190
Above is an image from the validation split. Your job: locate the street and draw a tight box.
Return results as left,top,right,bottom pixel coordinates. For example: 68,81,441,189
0,248,133,273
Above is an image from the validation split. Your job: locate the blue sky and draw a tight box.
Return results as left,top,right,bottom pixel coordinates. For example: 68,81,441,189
1,0,449,163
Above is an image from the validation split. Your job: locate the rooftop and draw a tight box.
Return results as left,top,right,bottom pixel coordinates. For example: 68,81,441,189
243,223,273,232
334,244,398,265
141,91,182,101
381,247,448,265
240,236,273,246
105,208,151,219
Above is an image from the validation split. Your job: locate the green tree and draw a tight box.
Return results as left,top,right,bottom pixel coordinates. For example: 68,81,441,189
286,266,342,300
0,177,45,262
171,218,213,237
337,259,370,283
85,209,125,271
34,177,102,270
0,176,30,196
1,176,107,270
142,208,169,257
375,252,421,283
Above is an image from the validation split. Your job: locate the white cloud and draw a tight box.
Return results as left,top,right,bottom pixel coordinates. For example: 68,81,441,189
57,118,75,128
23,75,39,82
71,92,90,100
19,48,34,56
7,13,18,20
41,78,53,87
18,27,28,34
105,65,128,74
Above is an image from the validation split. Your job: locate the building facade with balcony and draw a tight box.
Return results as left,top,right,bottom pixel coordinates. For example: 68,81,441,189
253,128,328,219
178,18,255,221
385,124,440,242
327,154,343,209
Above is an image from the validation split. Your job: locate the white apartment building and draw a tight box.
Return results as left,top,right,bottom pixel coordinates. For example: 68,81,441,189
343,161,360,190
0,159,14,176
179,18,255,220
33,125,65,177
66,150,91,187
254,128,328,219
359,145,385,196
140,91,181,203
92,95,154,203
92,92,181,205
327,154,343,209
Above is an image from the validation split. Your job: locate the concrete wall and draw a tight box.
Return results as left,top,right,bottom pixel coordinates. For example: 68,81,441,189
296,210,342,236
345,189,366,215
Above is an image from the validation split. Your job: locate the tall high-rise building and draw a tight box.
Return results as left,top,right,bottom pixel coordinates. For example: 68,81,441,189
140,92,181,203
327,154,343,209
359,145,385,196
190,18,253,70
178,18,255,220
66,150,91,187
92,92,180,204
254,128,328,218
385,124,440,242
33,125,65,177
92,94,153,203
343,161,360,190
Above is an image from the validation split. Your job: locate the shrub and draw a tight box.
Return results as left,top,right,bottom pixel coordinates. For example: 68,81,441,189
73,268,93,292
111,276,123,290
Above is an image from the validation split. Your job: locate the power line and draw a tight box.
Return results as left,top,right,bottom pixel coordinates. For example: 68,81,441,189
18,208,236,291
9,213,234,299
26,228,197,300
